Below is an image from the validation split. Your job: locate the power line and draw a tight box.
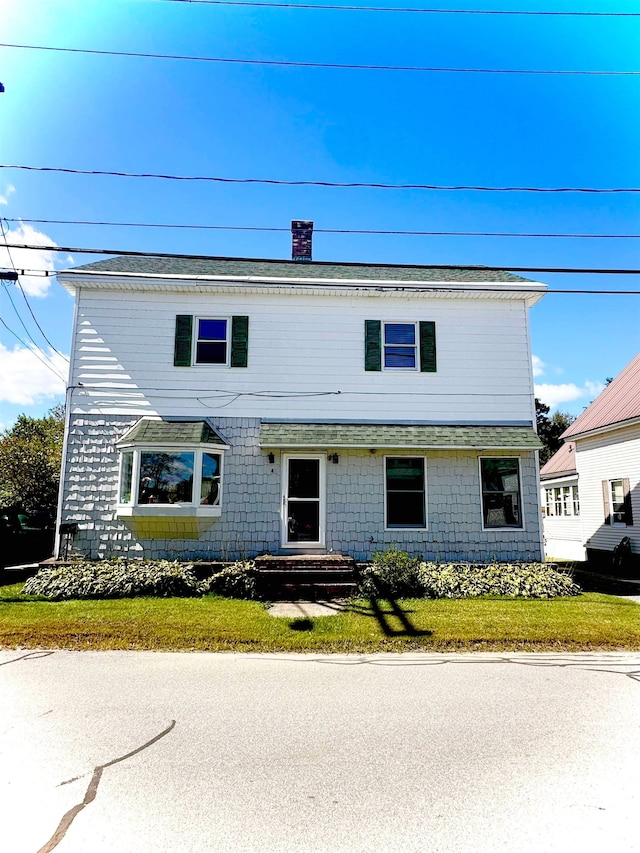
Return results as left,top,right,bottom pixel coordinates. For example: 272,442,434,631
7,265,640,292
0,308,68,384
2,164,639,194
0,219,69,361
5,241,640,276
1,42,637,76
0,220,69,377
158,0,640,15
6,217,640,240
0,219,69,360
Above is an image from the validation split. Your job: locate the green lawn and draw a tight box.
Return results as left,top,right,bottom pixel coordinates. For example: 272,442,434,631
2,582,640,651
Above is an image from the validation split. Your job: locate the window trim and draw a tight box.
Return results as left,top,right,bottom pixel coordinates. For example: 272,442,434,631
384,455,428,531
193,316,230,367
479,456,524,531
382,321,419,372
116,443,224,518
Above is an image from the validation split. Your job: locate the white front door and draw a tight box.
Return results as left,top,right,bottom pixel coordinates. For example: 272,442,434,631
282,454,326,548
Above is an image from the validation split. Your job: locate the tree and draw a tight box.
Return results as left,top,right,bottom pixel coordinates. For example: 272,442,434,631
535,398,574,467
0,405,65,515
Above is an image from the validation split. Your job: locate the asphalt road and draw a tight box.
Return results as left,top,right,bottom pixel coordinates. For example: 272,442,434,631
1,650,639,853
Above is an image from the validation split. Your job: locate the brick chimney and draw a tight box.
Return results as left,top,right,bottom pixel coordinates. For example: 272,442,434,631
291,220,313,262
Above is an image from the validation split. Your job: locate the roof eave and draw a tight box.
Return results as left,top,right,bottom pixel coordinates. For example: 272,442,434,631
563,414,640,442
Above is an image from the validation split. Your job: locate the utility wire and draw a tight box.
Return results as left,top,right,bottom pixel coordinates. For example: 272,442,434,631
157,0,640,15
0,311,68,384
5,241,640,276
5,217,640,240
1,43,637,76
0,219,69,361
2,165,638,194
8,267,640,292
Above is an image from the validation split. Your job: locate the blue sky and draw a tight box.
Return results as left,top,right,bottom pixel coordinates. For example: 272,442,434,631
0,0,638,427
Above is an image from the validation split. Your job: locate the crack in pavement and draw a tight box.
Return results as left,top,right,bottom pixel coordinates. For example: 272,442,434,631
37,719,176,853
245,653,640,682
0,651,54,667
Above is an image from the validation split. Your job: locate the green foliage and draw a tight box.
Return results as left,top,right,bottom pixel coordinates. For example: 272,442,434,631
358,547,423,598
359,548,581,599
418,561,581,599
202,560,260,600
22,559,201,600
0,405,65,514
535,398,574,466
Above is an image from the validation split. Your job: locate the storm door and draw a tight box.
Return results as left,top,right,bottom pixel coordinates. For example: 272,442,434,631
282,455,325,547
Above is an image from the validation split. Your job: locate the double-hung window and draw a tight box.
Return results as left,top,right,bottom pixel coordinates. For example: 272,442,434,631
480,458,523,529
383,322,417,370
364,320,436,372
385,456,426,529
196,318,228,365
605,478,633,527
174,315,249,368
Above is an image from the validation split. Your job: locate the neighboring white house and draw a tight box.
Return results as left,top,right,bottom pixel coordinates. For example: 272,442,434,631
540,353,640,572
540,442,584,561
55,235,546,562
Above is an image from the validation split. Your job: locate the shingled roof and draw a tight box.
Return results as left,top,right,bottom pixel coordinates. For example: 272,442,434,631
562,353,640,439
68,255,534,284
259,422,541,449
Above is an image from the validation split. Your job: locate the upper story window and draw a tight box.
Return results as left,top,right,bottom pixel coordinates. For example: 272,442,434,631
365,320,436,373
174,315,248,368
480,457,523,529
605,478,634,527
196,318,229,365
383,323,417,369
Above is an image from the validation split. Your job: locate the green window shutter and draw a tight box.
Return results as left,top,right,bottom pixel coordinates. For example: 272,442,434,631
230,316,249,367
365,320,382,371
419,321,437,372
174,315,193,367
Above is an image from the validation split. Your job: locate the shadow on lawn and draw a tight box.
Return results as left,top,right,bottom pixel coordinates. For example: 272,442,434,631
348,597,433,638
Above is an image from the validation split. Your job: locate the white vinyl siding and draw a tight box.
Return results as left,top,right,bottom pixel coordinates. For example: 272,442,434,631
574,424,640,554
69,289,535,422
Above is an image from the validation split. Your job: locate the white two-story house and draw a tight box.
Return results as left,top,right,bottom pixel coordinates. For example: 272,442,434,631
56,234,545,563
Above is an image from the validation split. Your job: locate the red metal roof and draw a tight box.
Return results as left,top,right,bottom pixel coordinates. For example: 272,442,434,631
540,442,577,480
562,353,640,439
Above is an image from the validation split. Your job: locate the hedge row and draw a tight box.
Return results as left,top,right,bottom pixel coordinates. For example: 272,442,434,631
21,551,580,601
359,548,580,599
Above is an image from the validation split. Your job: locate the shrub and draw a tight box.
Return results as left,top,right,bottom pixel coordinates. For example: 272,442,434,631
358,550,581,600
22,559,201,600
358,548,423,598
202,560,260,600
417,561,581,599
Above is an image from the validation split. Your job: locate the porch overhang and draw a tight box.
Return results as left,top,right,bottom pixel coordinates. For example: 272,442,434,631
259,422,541,451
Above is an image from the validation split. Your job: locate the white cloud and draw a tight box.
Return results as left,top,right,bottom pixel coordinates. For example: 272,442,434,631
0,222,59,297
535,380,605,410
0,184,15,205
532,355,545,377
0,342,68,405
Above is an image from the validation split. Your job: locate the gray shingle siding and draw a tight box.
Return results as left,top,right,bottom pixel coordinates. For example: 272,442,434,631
61,415,542,562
